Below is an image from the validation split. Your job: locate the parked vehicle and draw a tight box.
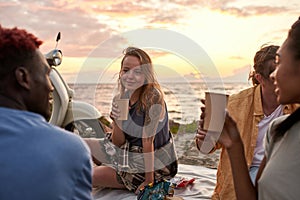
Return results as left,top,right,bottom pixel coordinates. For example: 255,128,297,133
46,33,105,138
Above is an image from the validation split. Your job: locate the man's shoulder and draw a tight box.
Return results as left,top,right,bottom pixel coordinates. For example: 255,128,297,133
0,108,89,153
24,117,90,155
229,86,257,103
43,126,91,160
48,126,87,147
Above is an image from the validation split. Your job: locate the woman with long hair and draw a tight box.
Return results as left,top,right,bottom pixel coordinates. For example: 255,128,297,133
87,47,177,194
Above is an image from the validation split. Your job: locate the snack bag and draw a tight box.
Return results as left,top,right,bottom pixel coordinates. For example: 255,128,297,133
137,180,170,200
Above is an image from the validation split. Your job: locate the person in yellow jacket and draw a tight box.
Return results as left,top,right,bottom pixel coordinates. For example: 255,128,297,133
195,44,298,200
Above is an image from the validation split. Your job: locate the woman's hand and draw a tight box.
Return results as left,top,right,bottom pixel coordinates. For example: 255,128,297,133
110,100,126,146
110,102,121,121
218,111,241,150
135,180,153,194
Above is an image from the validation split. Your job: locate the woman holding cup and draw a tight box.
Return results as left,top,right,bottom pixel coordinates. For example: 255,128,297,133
89,47,177,194
196,17,300,199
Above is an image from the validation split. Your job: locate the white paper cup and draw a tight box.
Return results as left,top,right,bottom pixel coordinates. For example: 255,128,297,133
200,92,228,154
203,92,228,132
115,99,129,120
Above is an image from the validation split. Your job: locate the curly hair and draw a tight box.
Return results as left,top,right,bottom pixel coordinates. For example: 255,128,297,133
248,44,279,85
0,25,43,79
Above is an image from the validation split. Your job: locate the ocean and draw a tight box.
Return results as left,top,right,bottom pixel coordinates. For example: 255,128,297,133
70,82,252,124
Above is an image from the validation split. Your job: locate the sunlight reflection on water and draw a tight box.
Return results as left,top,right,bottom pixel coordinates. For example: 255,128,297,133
70,82,251,124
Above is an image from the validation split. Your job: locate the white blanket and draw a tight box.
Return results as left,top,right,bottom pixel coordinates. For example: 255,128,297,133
93,164,216,200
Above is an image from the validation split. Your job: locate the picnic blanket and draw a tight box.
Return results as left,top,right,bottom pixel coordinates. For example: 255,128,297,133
93,164,217,200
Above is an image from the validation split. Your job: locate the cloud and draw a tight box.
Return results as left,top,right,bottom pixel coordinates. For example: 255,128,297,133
90,1,150,16
0,1,113,57
148,12,182,24
167,0,294,17
228,56,245,60
0,0,189,57
222,65,251,83
1,0,297,59
89,1,185,25
218,5,291,17
148,50,171,58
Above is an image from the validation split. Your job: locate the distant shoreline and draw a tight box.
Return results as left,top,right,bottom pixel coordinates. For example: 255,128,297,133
68,81,250,85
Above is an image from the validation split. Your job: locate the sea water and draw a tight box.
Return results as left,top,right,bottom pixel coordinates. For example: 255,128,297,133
70,82,251,124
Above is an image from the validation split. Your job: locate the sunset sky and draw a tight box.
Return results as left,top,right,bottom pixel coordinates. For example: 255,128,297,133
1,0,300,83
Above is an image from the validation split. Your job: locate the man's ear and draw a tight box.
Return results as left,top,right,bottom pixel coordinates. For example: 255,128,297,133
15,67,31,90
254,73,263,85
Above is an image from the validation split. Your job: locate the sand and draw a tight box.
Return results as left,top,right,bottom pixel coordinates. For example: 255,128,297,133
99,117,220,169
173,131,220,169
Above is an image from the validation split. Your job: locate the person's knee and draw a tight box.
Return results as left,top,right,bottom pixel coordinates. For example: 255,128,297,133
92,166,117,187
92,167,104,186
84,138,97,147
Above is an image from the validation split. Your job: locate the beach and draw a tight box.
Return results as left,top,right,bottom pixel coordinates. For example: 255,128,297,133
173,126,220,169
70,82,246,169
100,116,220,169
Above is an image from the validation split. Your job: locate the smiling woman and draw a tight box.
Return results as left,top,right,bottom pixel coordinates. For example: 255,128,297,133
119,48,147,92
84,46,178,195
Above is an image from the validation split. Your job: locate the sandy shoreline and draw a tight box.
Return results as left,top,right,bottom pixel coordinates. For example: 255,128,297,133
173,131,220,169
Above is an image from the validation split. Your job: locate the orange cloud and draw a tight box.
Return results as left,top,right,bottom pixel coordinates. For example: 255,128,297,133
228,56,245,61
0,1,114,57
1,0,297,59
218,5,291,17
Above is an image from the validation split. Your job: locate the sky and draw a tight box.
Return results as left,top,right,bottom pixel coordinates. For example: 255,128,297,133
1,0,300,84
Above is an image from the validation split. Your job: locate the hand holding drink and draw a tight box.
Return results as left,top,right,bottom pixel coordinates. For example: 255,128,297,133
196,92,228,154
203,92,229,132
114,99,129,120
110,98,129,121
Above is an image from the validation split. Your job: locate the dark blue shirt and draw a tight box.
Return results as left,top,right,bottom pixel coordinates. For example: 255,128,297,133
122,102,170,149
